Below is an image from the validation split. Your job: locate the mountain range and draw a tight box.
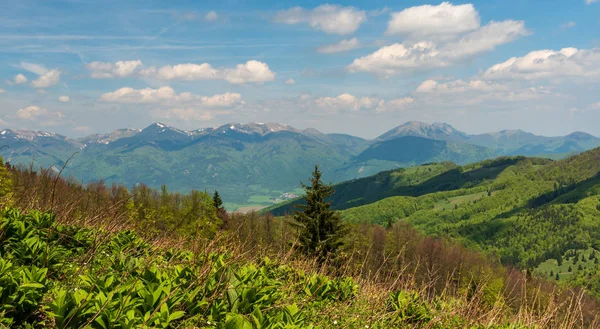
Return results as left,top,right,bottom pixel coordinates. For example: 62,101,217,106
1,121,599,208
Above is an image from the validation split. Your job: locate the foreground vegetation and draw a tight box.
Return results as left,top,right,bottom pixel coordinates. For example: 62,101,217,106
1,158,600,327
268,149,600,300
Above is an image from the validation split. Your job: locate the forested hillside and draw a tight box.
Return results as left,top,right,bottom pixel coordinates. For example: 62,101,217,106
0,157,598,328
270,147,600,297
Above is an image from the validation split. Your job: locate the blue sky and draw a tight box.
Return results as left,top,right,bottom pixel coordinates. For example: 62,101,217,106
0,0,599,138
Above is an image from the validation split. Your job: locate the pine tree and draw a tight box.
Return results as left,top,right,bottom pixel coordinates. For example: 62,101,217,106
293,164,347,263
213,191,223,209
213,190,228,228
555,273,560,281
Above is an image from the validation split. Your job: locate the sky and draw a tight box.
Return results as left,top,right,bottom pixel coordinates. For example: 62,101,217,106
0,0,599,139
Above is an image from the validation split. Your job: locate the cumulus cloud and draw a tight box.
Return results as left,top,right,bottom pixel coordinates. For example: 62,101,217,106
100,86,243,107
58,96,70,102
315,94,381,113
415,79,508,93
347,42,446,76
154,63,216,80
17,62,61,88
31,70,61,88
387,2,480,39
15,106,65,125
375,97,415,113
274,4,367,35
317,38,360,54
16,105,48,120
222,61,276,84
313,94,414,114
205,11,218,21
347,20,527,76
483,47,600,80
12,73,28,85
412,78,553,107
284,78,296,85
89,60,275,84
443,20,528,59
86,60,145,78
347,2,528,77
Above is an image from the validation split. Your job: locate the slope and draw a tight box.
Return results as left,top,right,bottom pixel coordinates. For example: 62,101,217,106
336,148,600,290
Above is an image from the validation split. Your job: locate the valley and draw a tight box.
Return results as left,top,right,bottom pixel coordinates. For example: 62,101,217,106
1,121,598,210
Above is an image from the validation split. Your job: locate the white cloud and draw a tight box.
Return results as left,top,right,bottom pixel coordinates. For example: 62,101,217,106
222,60,276,84
274,4,367,35
375,97,415,113
347,42,446,76
416,79,508,93
313,94,414,114
92,60,276,84
205,11,218,21
347,20,528,76
317,38,360,54
586,0,598,4
101,86,177,103
31,69,61,88
315,94,382,113
561,22,576,29
154,63,217,80
13,73,28,85
17,62,61,88
86,60,144,78
18,62,48,76
589,102,600,110
284,78,296,85
100,86,243,107
483,47,600,80
157,60,276,84
201,93,244,107
16,105,48,120
0,88,4,94
443,20,528,59
387,2,480,38
58,96,70,102
15,105,66,125
412,79,554,107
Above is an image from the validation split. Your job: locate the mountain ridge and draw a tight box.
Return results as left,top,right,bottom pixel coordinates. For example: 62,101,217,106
1,121,599,207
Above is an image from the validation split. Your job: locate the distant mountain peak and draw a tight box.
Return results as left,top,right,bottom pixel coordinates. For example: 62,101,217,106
377,121,468,142
0,128,60,141
141,122,189,135
79,128,141,145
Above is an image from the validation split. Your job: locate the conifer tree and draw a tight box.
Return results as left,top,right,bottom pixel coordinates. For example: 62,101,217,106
294,164,347,263
213,191,223,209
212,190,228,227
